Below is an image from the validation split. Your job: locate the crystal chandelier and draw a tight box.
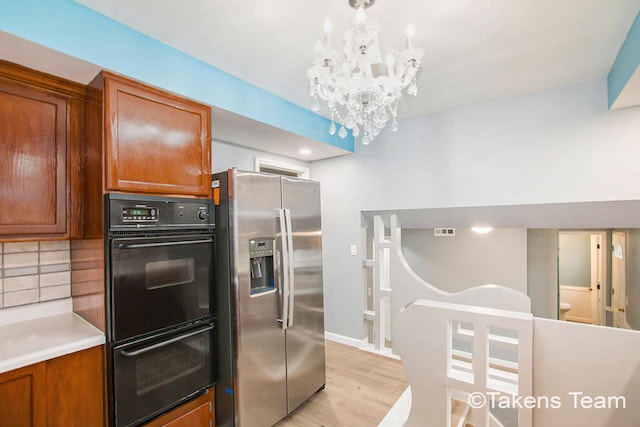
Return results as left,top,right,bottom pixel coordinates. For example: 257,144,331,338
307,0,423,145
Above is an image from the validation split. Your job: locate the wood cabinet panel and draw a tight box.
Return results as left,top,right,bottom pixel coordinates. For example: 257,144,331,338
67,96,85,239
103,73,211,197
46,345,105,426
0,82,67,236
0,60,86,240
143,387,215,427
0,362,46,427
82,82,105,239
0,346,105,427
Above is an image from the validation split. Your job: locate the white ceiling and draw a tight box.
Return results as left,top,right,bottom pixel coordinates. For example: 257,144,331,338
4,1,640,160
0,31,346,161
73,0,640,118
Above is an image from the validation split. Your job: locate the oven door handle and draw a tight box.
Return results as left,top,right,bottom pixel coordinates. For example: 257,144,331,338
118,239,213,249
120,324,214,357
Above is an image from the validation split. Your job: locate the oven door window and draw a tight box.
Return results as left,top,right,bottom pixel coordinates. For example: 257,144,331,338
113,321,215,427
111,234,214,341
145,258,195,290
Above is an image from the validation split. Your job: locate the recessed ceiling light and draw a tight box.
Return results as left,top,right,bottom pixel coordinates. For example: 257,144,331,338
299,148,312,156
471,226,493,234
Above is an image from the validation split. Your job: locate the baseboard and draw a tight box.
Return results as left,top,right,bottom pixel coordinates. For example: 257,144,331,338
360,343,401,360
324,331,367,348
566,316,592,324
324,332,401,360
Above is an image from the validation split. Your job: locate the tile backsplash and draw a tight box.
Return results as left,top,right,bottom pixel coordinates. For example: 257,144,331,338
0,241,71,309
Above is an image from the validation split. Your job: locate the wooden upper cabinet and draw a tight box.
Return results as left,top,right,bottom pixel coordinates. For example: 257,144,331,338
0,83,66,235
0,61,85,240
101,72,212,197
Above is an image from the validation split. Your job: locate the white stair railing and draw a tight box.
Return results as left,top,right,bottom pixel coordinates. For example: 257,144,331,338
362,215,392,352
394,299,533,427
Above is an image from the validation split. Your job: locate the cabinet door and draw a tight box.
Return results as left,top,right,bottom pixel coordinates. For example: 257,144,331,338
143,387,214,427
46,346,105,427
0,81,67,236
0,362,46,427
104,74,211,197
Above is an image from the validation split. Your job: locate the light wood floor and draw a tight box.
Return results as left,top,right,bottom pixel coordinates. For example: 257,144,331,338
274,340,408,427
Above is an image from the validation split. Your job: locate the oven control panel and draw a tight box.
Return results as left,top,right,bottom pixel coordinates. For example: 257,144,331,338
108,194,214,229
121,206,158,222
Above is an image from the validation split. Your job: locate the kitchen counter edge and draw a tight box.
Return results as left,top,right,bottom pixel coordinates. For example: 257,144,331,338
0,309,105,374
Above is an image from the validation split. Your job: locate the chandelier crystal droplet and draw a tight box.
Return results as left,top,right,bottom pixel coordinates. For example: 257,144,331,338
329,121,337,135
307,0,423,145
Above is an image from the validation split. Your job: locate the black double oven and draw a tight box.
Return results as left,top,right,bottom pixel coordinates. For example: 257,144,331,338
105,194,215,427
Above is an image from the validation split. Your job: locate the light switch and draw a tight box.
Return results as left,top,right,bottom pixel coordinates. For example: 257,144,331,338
350,244,357,256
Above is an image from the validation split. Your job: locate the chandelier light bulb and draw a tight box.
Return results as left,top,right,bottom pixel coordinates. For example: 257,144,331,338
405,23,415,38
405,24,415,48
323,18,333,47
386,54,395,77
356,7,366,24
323,18,333,34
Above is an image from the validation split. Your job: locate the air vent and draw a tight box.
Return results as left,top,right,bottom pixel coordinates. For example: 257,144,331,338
434,228,455,237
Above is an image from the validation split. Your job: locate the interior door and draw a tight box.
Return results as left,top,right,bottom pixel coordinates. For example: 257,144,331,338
281,176,326,413
590,233,606,326
234,171,287,426
612,231,628,328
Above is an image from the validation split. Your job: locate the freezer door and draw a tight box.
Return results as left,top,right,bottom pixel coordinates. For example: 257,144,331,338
281,176,326,413
234,171,287,426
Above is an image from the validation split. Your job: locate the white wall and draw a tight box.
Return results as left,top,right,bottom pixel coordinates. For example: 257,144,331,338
211,139,310,174
533,318,640,426
527,229,559,320
558,232,592,287
400,228,528,294
311,79,640,340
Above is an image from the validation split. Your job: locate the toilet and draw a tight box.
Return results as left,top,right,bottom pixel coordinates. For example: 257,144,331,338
559,302,572,320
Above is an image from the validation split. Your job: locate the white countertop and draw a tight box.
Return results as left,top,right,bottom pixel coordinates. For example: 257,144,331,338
0,299,105,374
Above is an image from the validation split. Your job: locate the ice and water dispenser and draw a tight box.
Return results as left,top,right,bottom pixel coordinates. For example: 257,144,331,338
249,239,275,295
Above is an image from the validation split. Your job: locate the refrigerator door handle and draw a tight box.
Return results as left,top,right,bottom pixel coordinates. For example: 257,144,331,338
277,208,290,330
284,208,295,327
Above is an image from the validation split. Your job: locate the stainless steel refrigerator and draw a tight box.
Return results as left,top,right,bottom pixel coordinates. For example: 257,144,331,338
213,169,326,427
